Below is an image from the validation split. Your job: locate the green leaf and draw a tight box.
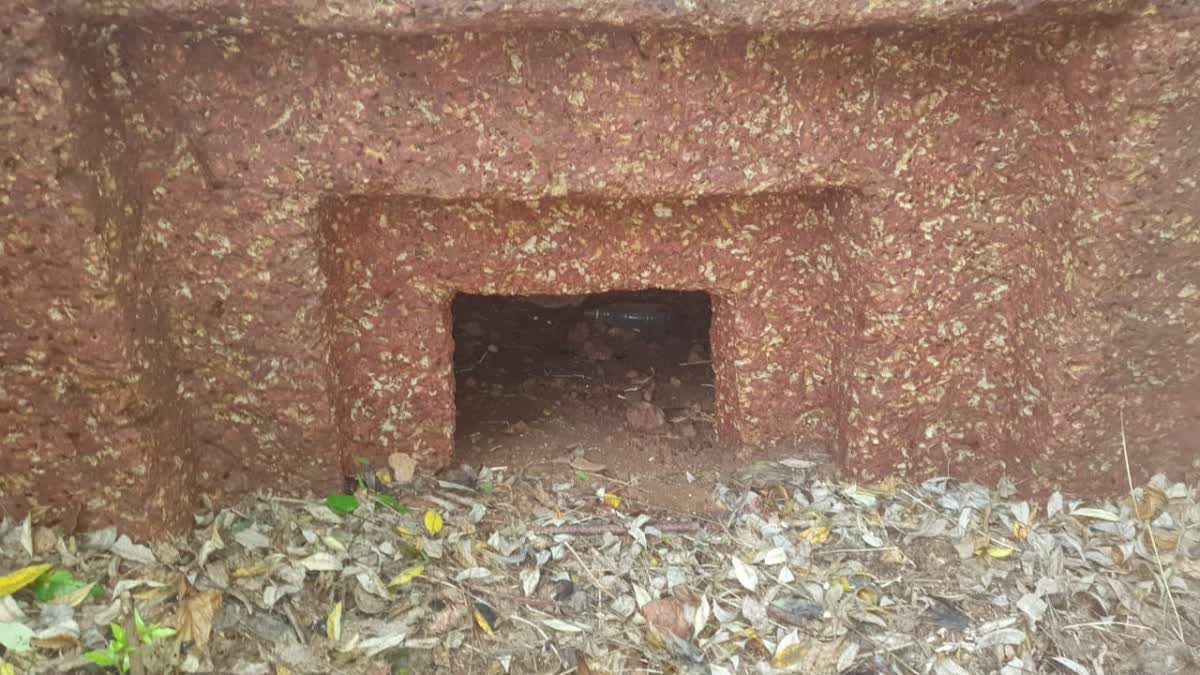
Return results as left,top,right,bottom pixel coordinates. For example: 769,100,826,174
372,493,408,513
354,456,370,466
0,622,34,653
147,625,176,640
82,649,118,668
574,470,589,481
478,480,494,494
30,568,88,603
110,622,127,646
325,494,360,515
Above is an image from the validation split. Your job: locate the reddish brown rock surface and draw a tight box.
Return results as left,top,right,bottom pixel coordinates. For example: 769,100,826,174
2,0,1197,537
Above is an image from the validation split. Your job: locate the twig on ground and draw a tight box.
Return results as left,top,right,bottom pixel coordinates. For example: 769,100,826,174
537,521,704,536
471,588,558,612
563,540,618,601
282,600,308,645
259,495,312,506
1062,620,1154,632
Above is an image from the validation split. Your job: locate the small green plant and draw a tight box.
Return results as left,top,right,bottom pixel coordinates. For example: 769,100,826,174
324,456,409,516
29,568,103,603
133,608,177,645
82,609,176,674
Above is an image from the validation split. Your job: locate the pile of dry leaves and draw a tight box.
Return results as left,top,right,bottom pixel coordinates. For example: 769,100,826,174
1,455,1198,674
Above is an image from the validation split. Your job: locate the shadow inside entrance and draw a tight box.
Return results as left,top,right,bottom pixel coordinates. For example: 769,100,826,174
451,290,731,512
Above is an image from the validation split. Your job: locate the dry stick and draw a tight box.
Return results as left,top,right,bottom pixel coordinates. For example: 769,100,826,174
509,613,553,641
817,544,919,568
537,521,703,536
1119,409,1187,645
562,540,619,601
820,546,901,555
260,494,312,506
511,613,569,665
1062,620,1154,632
282,600,308,645
472,587,558,612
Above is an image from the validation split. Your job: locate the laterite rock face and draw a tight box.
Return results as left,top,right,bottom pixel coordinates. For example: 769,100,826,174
2,0,1197,537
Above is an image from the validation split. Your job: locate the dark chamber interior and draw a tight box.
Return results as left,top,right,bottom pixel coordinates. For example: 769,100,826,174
451,289,717,466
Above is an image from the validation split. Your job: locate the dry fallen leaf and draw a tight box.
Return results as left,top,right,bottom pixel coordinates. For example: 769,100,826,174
49,582,95,608
770,630,807,669
473,602,497,636
731,556,758,592
1134,485,1167,521
2,426,1196,675
798,526,830,545
326,601,343,642
0,564,51,597
641,596,689,639
424,511,444,535
175,589,223,650
1070,506,1119,522
388,565,424,587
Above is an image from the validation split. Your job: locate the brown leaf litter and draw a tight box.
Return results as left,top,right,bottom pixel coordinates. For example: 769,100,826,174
1,460,1198,674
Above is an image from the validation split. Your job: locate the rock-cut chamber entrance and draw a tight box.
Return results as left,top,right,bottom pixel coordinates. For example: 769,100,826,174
451,290,720,485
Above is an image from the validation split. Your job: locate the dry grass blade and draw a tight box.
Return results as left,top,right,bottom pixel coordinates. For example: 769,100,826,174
1119,408,1188,646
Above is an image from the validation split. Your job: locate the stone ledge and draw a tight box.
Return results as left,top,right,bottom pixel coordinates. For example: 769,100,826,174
56,0,1152,35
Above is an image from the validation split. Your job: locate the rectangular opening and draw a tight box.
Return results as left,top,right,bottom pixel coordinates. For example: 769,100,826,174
452,290,717,496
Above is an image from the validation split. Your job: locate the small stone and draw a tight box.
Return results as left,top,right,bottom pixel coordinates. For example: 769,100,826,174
674,422,697,438
641,596,689,639
625,401,665,432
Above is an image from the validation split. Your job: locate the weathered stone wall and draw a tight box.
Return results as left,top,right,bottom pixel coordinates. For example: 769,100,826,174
319,193,858,470
2,0,1197,536
1,7,192,532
